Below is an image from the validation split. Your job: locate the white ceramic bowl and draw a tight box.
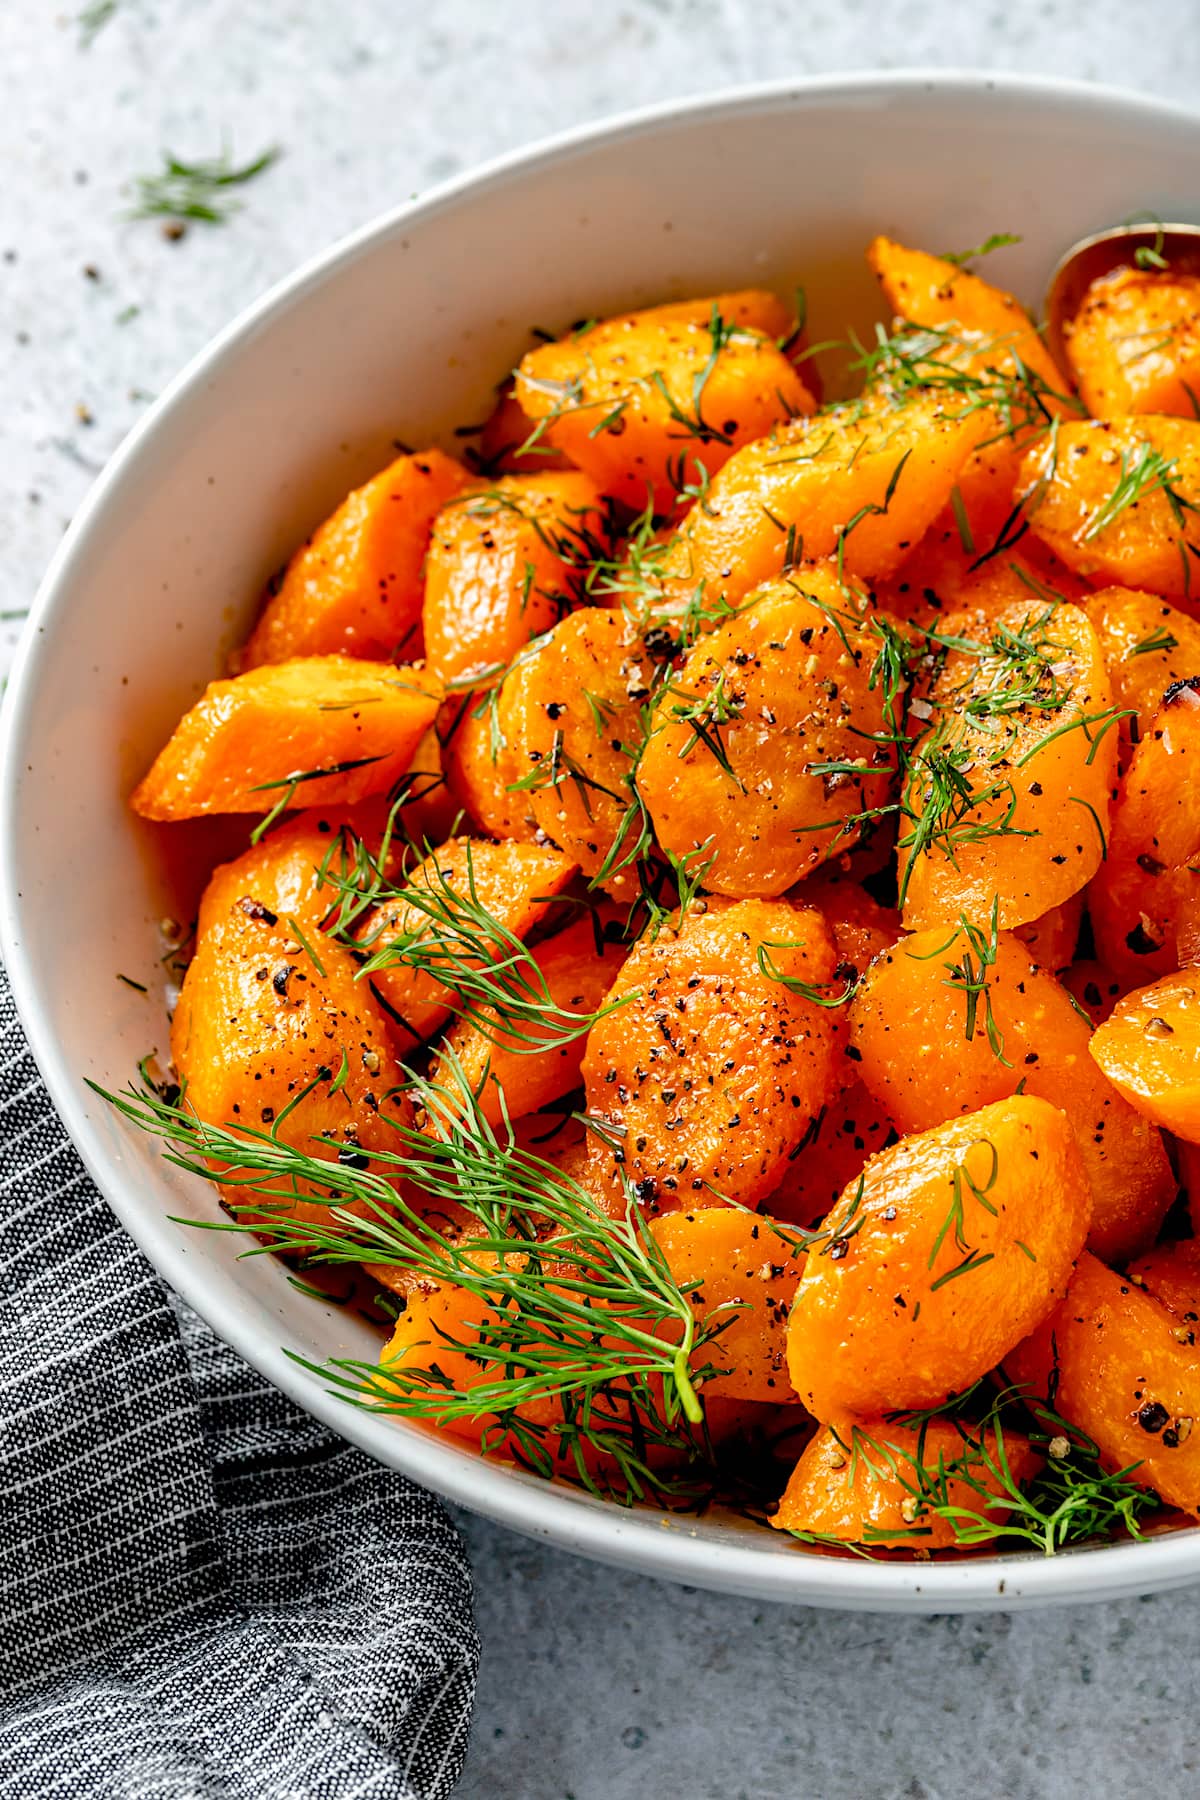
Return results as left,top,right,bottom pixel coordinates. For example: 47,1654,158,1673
6,71,1200,1612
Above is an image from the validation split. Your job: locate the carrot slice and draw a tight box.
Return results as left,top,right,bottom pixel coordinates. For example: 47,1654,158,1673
357,836,578,1043
898,598,1116,931
1089,678,1200,984
1020,418,1200,597
422,472,611,689
515,290,813,512
1006,1252,1200,1515
132,656,442,821
240,449,469,666
772,1416,1041,1550
429,915,627,1127
498,610,647,896
1090,968,1200,1143
850,924,1174,1263
581,899,840,1208
1083,586,1200,765
173,823,409,1228
647,390,987,622
649,1209,805,1402
636,573,896,897
786,1095,1092,1417
1064,268,1200,418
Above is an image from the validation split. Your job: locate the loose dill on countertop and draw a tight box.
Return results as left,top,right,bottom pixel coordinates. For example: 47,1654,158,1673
126,144,281,227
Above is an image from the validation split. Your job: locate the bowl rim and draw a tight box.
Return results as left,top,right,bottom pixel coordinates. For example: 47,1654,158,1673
5,66,1200,1609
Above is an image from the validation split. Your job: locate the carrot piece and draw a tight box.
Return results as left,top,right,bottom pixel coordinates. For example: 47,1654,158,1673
1127,1241,1200,1328
1089,678,1200,984
867,236,1063,394
357,837,578,1043
647,389,988,622
636,573,896,897
131,656,443,821
897,598,1117,931
1064,268,1200,418
649,1209,805,1402
771,1415,1041,1551
172,824,409,1228
802,866,903,978
1059,958,1126,1027
439,691,534,842
850,923,1173,1263
1006,1252,1200,1515
497,610,646,896
763,1081,898,1230
422,473,611,690
240,449,469,667
1083,586,1200,765
786,1095,1092,1418
429,915,627,1128
1090,968,1200,1143
1019,417,1200,597
1012,893,1082,973
581,899,839,1208
514,290,814,512
478,382,572,474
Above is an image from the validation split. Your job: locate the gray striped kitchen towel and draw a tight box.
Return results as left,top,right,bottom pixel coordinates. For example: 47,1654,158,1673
0,965,478,1798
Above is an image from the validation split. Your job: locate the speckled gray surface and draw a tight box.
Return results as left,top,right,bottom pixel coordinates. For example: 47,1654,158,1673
5,6,1200,1797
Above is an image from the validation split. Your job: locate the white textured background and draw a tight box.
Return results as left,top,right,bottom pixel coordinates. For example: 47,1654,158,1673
5,6,1200,1797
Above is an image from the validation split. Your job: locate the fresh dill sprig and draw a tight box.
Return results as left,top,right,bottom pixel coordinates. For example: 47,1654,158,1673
78,0,117,45
126,144,281,226
92,1055,739,1504
910,900,1012,1066
330,840,627,1055
939,232,1022,268
786,1386,1161,1558
1079,441,1200,543
1128,625,1180,658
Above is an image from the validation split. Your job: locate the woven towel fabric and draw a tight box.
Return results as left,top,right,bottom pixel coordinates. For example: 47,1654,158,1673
0,967,478,1799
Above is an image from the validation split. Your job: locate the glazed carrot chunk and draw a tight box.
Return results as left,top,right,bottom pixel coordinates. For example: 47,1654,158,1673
356,837,578,1043
786,1096,1092,1417
850,924,1174,1262
422,473,610,690
430,916,628,1128
581,900,840,1208
1089,678,1200,985
514,291,813,513
867,236,1064,394
1090,969,1200,1143
477,382,572,474
1019,418,1200,597
648,389,987,622
772,1416,1041,1551
636,574,895,897
1059,958,1126,1028
498,610,647,896
1006,1252,1200,1515
1083,586,1200,765
1012,893,1082,973
132,656,443,821
898,599,1117,931
802,866,903,978
173,824,409,1227
1127,1240,1200,1327
763,1082,898,1231
440,691,535,843
241,449,470,667
650,1209,805,1402
1063,268,1200,418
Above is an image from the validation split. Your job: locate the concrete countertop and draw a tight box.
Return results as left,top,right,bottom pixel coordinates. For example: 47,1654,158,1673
5,5,1200,1795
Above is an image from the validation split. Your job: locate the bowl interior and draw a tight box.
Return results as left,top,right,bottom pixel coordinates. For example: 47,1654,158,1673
6,73,1200,1610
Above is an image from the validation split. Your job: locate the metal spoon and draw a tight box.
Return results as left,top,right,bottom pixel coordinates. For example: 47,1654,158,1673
1043,222,1200,376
